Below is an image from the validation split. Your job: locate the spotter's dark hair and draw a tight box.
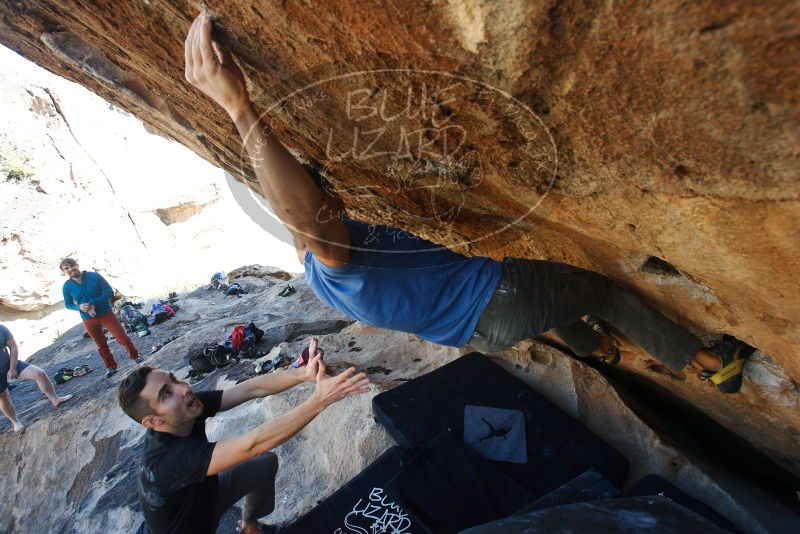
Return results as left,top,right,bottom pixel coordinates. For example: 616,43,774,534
118,366,155,423
59,257,77,270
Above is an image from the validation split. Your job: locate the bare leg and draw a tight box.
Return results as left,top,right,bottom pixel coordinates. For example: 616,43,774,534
689,349,722,372
0,390,23,432
585,335,721,376
19,365,73,407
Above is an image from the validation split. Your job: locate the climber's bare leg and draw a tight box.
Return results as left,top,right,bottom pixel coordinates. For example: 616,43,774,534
0,390,23,432
689,350,722,372
581,332,721,372
19,365,73,407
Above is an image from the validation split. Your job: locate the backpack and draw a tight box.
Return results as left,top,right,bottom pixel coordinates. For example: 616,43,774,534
224,282,245,296
209,272,228,290
189,348,215,373
119,304,146,330
113,297,131,314
248,322,265,341
148,303,169,326
205,344,237,368
162,304,176,317
225,324,260,356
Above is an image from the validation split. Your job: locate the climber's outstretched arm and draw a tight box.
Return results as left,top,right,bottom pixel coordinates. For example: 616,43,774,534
184,12,350,267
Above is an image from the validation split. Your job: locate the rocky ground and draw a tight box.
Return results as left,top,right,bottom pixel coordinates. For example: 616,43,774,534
0,265,797,533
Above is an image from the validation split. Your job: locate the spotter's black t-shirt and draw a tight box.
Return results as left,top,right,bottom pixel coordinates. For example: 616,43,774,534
137,390,223,534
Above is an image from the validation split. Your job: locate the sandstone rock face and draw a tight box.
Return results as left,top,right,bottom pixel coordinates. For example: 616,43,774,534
0,0,798,505
0,272,795,533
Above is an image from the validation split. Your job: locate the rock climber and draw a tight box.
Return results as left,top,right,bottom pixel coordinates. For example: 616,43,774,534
60,257,143,378
118,337,369,534
0,323,72,432
183,12,754,394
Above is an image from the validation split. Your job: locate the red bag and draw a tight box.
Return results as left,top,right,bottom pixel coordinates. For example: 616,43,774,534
230,325,246,350
163,304,176,317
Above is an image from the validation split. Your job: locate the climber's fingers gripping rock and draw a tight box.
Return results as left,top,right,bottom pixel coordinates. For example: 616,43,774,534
184,12,251,121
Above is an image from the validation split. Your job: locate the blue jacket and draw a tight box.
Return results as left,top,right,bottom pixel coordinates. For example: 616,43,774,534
62,271,114,320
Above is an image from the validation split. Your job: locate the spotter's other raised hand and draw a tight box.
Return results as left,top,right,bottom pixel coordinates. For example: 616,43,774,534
311,359,371,409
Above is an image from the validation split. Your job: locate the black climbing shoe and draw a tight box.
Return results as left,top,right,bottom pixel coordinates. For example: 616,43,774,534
699,335,754,394
105,368,118,379
255,360,273,375
53,368,75,384
586,316,621,366
278,284,296,297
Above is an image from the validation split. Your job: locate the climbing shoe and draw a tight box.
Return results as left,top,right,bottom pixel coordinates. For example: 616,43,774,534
73,365,92,377
698,335,755,394
105,368,118,379
277,284,296,297
271,354,290,370
53,368,75,384
255,360,273,375
585,315,621,366
133,356,144,364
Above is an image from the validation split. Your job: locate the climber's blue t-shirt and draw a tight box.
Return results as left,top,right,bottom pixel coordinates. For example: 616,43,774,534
304,220,501,347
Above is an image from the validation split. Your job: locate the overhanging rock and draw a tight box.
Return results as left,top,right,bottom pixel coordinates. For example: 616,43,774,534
1,0,798,478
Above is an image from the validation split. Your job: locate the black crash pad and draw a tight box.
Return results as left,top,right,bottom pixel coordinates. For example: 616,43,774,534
460,496,730,534
285,430,532,534
283,446,416,534
514,468,620,515
384,430,532,533
625,474,738,533
372,352,629,497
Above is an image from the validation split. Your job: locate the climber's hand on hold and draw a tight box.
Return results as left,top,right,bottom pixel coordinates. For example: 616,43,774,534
184,12,251,122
